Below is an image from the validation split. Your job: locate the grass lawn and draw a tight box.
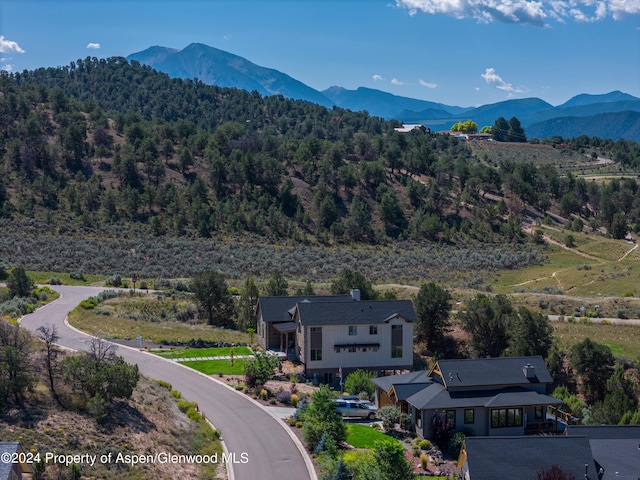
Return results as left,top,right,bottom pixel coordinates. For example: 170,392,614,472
68,295,250,344
346,424,398,448
553,321,640,361
180,359,246,375
152,346,252,358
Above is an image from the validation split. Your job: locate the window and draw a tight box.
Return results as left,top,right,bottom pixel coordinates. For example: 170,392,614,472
310,327,322,361
534,406,544,420
464,409,474,424
348,347,356,353
391,324,402,358
369,325,378,335
491,408,523,428
349,326,357,336
310,349,322,361
446,410,456,424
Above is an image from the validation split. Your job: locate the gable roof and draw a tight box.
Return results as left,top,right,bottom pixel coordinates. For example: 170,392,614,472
296,300,417,326
257,295,352,323
464,436,595,480
372,370,430,393
432,356,553,388
0,442,33,478
565,425,640,480
407,383,562,410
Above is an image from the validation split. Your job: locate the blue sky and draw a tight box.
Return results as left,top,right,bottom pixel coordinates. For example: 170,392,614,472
1,0,639,107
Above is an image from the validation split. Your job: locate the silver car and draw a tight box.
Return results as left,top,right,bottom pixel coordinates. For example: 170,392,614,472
334,399,378,419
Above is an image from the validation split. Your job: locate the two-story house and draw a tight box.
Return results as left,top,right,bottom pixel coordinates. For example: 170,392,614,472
373,356,563,439
256,290,416,385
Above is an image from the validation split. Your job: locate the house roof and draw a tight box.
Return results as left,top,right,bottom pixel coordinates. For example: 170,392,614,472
296,300,417,326
432,356,553,388
565,425,640,480
0,442,33,477
463,436,595,480
407,384,562,410
257,295,352,324
372,370,431,392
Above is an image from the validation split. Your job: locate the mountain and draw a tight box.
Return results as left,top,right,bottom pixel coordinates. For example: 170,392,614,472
127,43,640,141
127,43,333,107
527,111,640,142
321,86,469,119
558,90,639,108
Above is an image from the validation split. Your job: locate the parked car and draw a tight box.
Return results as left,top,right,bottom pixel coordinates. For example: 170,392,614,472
334,399,378,419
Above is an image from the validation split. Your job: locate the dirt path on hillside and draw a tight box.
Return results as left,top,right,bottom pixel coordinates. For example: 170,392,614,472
618,243,638,262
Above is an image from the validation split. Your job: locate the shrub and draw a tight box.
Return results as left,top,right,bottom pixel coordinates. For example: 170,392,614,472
277,390,292,404
420,453,429,470
448,431,465,458
171,390,182,399
155,380,172,391
177,400,197,413
269,398,277,405
419,439,432,450
69,271,85,281
291,394,299,407
378,406,400,432
49,277,62,285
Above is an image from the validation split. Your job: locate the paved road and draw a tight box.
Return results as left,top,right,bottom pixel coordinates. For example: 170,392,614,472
19,286,314,480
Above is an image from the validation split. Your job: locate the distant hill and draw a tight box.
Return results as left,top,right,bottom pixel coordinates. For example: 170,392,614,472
127,42,640,141
127,43,333,107
558,90,639,108
527,111,640,142
322,86,469,119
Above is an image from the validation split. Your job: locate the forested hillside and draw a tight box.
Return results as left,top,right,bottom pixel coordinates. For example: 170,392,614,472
1,57,640,278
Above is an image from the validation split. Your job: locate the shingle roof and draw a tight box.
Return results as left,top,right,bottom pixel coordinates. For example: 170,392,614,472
464,436,595,480
296,300,417,326
0,442,21,479
407,384,562,410
435,356,553,388
565,425,640,480
372,370,430,392
257,295,352,323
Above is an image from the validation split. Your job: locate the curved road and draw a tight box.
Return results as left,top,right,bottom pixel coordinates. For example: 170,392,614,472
19,286,314,480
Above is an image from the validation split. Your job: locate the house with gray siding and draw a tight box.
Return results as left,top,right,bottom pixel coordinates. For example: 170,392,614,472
256,290,416,385
373,356,562,439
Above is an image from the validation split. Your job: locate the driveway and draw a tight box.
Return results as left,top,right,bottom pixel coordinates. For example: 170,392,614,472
19,285,314,480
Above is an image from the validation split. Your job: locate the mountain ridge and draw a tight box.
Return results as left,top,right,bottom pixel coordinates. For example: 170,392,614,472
127,43,640,140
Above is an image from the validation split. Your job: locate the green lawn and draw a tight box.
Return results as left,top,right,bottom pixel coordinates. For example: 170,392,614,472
152,346,252,358
346,424,398,448
180,359,246,375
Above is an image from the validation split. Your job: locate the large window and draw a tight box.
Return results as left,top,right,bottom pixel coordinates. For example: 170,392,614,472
391,324,402,358
464,409,474,424
491,408,523,428
310,327,322,361
349,326,357,336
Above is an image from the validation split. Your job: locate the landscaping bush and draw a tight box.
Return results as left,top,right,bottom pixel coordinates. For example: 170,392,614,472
419,439,432,450
448,431,465,458
277,390,292,404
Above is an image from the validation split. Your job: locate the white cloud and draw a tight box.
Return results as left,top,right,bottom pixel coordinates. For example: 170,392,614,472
391,78,404,85
0,36,25,54
86,42,101,49
372,74,384,81
2,64,13,72
481,67,527,94
395,0,639,25
419,79,437,88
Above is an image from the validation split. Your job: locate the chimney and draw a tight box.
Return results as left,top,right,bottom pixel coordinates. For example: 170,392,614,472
350,289,360,301
523,363,536,379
